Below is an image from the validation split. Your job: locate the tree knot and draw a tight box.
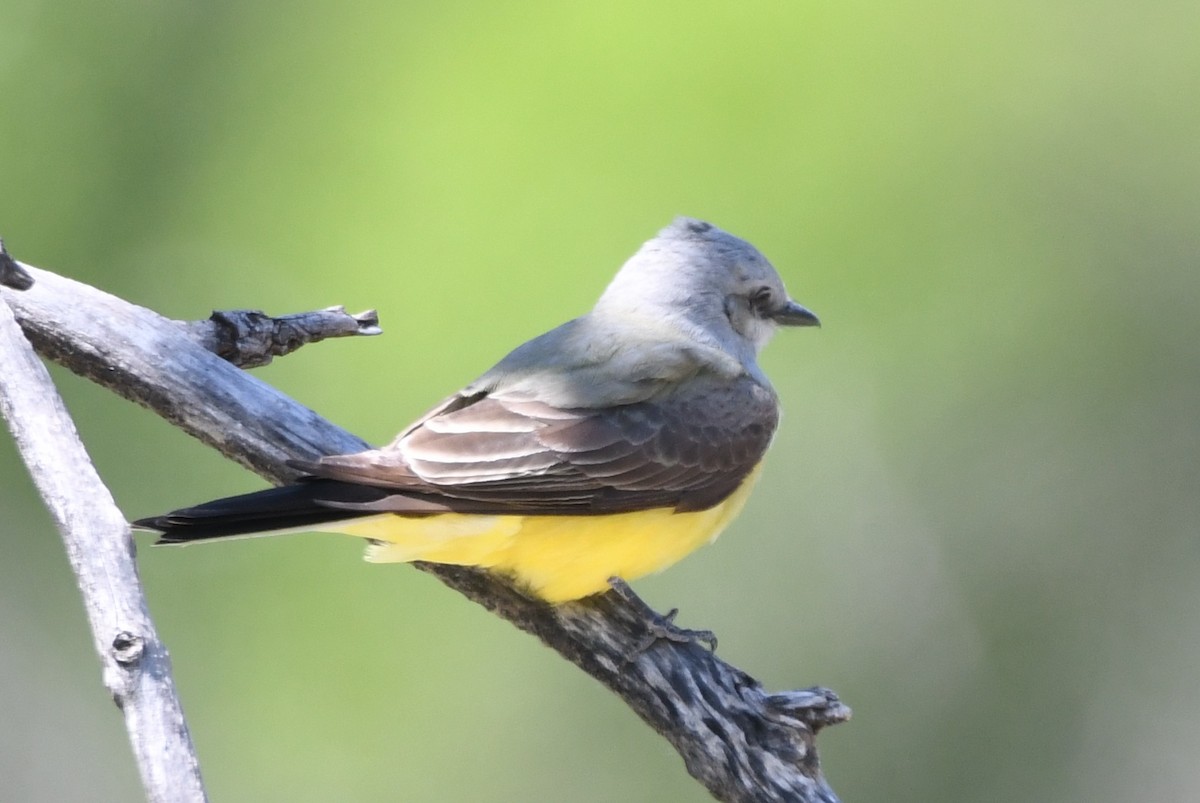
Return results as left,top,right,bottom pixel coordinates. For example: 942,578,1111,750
112,631,145,666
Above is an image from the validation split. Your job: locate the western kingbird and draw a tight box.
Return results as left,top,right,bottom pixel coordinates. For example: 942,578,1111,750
136,218,818,602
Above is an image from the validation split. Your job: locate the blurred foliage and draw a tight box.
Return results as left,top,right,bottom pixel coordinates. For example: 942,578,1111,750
2,1,1198,801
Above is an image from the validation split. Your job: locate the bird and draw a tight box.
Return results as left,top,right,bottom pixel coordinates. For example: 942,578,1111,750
135,217,818,603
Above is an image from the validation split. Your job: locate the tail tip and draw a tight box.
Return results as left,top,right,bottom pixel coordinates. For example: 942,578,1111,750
132,515,191,545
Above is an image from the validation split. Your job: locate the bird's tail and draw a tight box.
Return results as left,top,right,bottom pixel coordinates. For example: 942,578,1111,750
133,481,389,545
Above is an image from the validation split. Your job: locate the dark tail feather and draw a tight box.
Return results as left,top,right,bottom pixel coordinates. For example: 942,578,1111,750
134,480,390,545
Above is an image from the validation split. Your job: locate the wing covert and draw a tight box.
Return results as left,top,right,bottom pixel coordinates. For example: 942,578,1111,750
290,374,779,515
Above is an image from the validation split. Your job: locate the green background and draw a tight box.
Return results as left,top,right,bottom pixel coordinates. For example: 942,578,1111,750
2,2,1197,801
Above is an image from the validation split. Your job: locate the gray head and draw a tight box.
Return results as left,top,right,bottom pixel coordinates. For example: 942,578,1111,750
593,217,818,361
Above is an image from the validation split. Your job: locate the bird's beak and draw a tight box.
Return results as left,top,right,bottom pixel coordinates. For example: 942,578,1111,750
772,300,820,327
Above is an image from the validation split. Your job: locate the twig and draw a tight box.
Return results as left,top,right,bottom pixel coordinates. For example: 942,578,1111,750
183,306,381,369
0,289,206,802
2,261,847,803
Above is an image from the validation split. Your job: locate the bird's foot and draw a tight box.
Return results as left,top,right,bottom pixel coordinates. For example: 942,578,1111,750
606,577,718,655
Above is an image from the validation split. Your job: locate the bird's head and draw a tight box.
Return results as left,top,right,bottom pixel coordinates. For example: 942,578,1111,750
595,217,818,359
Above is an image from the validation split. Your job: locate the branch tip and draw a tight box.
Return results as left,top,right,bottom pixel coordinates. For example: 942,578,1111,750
0,239,34,291
766,687,852,732
184,305,383,368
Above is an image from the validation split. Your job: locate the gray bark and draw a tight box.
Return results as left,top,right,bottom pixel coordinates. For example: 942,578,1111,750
0,286,206,802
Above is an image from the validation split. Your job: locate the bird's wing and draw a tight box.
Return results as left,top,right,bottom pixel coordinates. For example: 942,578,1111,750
289,374,779,515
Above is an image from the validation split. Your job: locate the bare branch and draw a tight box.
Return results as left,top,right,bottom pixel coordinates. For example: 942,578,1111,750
423,564,849,802
2,261,847,803
183,306,381,369
0,293,206,802
2,265,367,481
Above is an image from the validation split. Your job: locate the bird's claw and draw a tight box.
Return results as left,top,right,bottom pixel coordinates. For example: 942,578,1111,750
607,577,718,659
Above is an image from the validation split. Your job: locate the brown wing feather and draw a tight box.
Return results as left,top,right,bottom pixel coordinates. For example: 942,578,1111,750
289,375,779,516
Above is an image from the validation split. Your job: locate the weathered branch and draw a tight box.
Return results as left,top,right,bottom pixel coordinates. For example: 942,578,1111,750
0,288,206,802
1,261,847,803
183,306,381,369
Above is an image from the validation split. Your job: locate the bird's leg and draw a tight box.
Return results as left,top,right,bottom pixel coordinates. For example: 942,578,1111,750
606,577,718,654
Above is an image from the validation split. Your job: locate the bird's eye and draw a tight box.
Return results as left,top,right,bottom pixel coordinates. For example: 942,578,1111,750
750,286,773,312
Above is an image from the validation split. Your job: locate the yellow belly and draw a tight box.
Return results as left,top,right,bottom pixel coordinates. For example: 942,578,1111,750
326,468,762,603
